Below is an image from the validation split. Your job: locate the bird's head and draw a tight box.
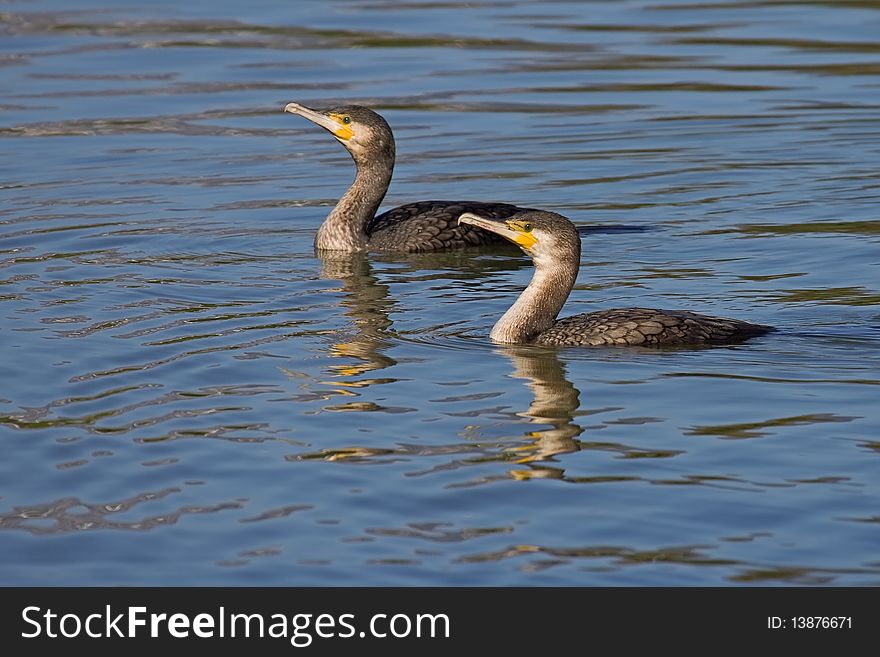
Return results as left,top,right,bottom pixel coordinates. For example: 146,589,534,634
458,210,581,268
283,102,395,164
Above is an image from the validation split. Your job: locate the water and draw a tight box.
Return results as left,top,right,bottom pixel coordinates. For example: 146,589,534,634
1,0,879,586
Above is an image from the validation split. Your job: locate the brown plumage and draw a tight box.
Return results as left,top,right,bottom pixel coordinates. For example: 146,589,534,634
284,102,530,252
534,307,770,347
366,200,523,251
459,210,775,347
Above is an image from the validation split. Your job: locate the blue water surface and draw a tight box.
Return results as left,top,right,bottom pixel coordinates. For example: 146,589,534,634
1,0,879,585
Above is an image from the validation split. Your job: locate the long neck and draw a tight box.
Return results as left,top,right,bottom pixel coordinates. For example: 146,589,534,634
490,255,578,344
314,156,393,252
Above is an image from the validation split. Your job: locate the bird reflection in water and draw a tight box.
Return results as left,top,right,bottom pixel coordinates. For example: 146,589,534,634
301,253,586,475
498,346,583,481
290,251,407,459
319,251,397,382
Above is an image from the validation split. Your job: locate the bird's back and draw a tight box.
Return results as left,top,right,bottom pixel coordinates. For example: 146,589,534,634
535,308,775,347
367,201,527,252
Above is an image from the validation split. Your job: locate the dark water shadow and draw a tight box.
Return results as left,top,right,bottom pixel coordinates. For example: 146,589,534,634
578,224,656,236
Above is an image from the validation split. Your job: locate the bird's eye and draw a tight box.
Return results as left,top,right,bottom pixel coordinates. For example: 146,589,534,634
342,116,352,124
521,223,533,233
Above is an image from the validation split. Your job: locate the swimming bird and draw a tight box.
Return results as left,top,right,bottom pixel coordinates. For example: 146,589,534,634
458,210,775,346
284,102,529,252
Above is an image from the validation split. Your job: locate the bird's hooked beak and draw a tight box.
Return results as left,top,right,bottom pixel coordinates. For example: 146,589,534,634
284,102,353,141
459,213,538,250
